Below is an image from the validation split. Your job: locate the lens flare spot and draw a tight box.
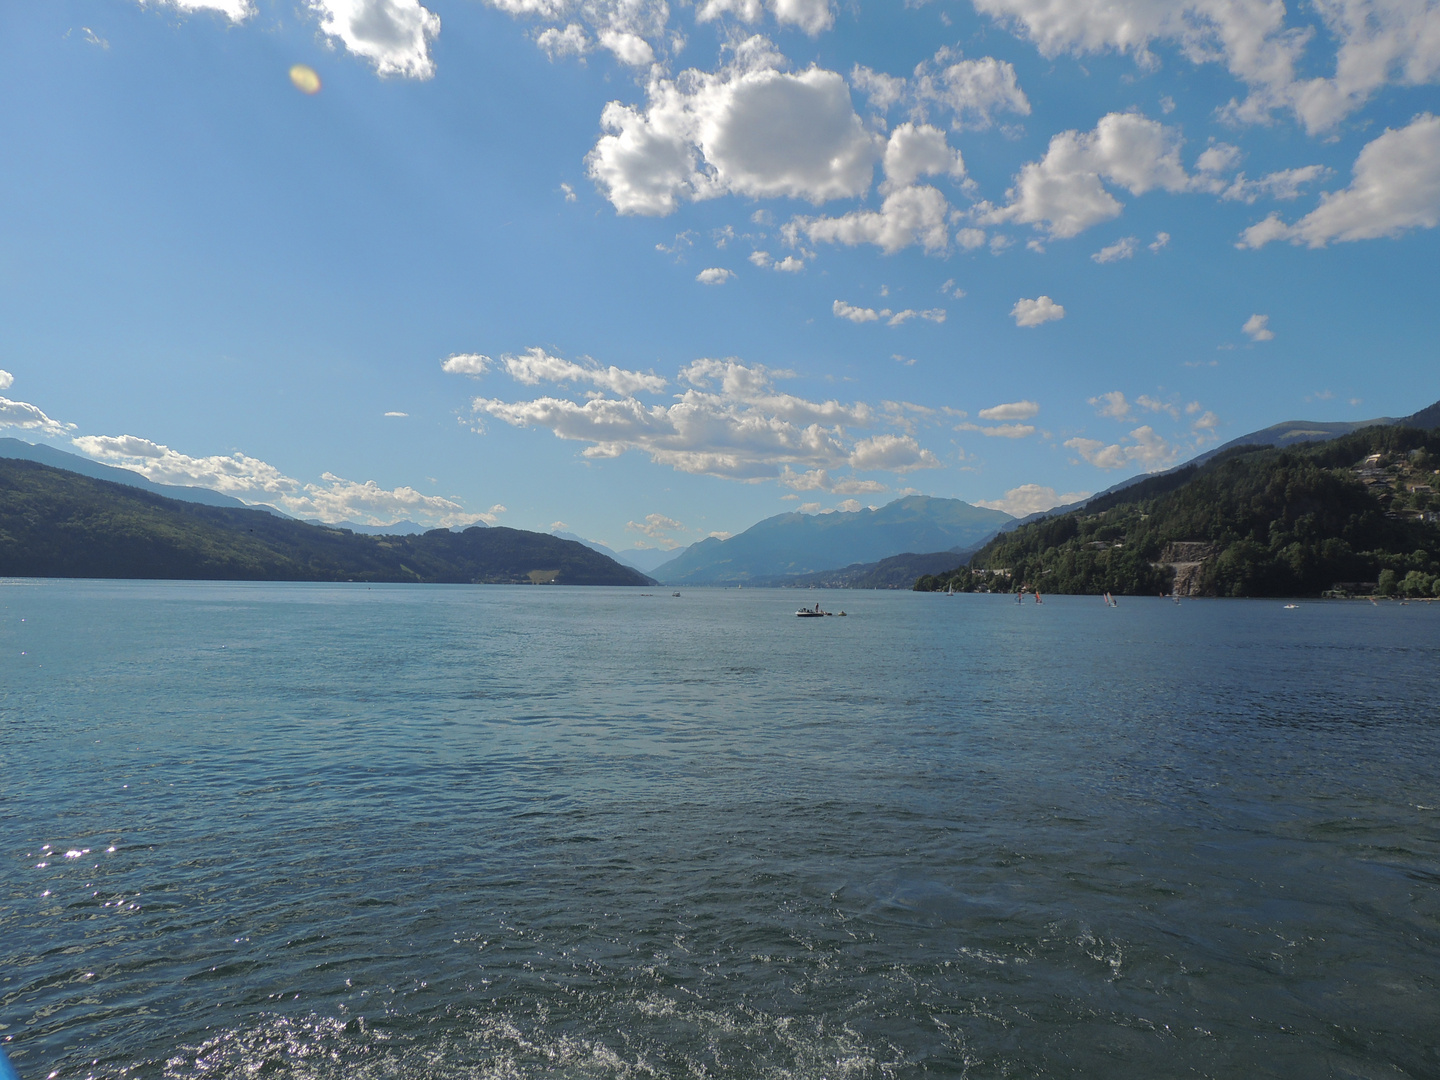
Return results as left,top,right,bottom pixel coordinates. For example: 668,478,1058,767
289,64,321,95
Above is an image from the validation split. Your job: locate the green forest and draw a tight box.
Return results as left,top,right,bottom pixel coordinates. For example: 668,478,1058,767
917,425,1440,598
0,459,651,585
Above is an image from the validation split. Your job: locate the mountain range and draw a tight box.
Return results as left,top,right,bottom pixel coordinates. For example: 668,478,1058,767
4,396,1437,587
646,496,1013,585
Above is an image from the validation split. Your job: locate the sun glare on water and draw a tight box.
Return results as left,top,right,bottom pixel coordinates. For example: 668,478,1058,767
289,64,321,94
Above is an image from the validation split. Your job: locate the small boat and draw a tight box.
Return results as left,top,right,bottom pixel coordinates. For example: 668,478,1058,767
1283,603,1299,609
672,591,681,597
796,602,827,617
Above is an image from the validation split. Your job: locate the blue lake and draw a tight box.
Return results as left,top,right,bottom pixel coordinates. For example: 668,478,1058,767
3,580,1439,1078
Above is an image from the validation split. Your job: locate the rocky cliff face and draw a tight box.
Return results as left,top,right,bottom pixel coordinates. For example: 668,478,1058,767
1154,542,1217,596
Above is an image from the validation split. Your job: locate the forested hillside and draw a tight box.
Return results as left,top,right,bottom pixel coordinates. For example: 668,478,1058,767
917,426,1440,598
0,459,651,585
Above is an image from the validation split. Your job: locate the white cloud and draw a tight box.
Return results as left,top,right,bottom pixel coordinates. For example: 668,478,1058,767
1239,114,1440,248
1064,425,1177,471
956,227,987,249
442,353,492,376
970,0,1440,132
1149,231,1170,251
696,0,834,35
976,483,1091,516
537,24,589,59
849,65,908,111
309,0,441,79
1221,165,1329,203
587,41,882,215
1136,394,1179,418
833,300,946,325
1011,295,1065,326
1242,313,1275,341
798,501,823,513
1092,235,1137,262
886,307,946,326
978,400,1039,421
1089,390,1131,419
0,397,72,437
977,423,1036,438
786,184,953,254
853,48,1031,132
626,512,687,545
780,466,888,493
384,411,409,417
71,433,483,527
880,123,965,192
598,28,654,66
833,300,881,322
912,51,1032,131
485,0,671,67
470,357,941,482
697,267,736,284
835,498,864,513
1196,143,1242,174
141,0,253,21
774,255,805,272
498,346,668,395
983,112,1191,238
0,370,12,390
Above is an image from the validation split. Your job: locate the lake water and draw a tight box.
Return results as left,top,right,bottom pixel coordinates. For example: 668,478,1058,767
3,580,1439,1079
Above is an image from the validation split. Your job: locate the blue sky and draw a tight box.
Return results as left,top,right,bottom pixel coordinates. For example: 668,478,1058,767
2,0,1437,551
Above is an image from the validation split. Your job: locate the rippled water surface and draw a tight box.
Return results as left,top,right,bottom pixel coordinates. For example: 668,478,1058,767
3,580,1439,1079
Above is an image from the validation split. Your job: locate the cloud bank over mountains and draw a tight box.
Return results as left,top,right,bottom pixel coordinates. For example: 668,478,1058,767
455,352,943,489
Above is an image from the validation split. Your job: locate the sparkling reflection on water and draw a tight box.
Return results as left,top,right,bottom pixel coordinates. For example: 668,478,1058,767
3,581,1439,1079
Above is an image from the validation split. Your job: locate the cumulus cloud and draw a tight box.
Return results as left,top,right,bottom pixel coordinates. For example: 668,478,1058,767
1,396,73,437
1012,295,1065,326
498,347,669,395
970,0,1440,132
779,466,887,493
1220,165,1329,203
696,0,834,36
469,356,941,482
833,299,946,325
1092,236,1137,262
1064,425,1177,471
309,0,441,79
1089,390,1131,418
0,369,12,390
983,112,1191,238
852,47,1031,131
485,0,671,68
626,512,687,544
1243,313,1275,341
978,400,1039,421
834,300,881,322
696,267,735,284
1136,394,1179,418
71,433,484,527
442,353,491,375
587,39,883,215
786,183,954,254
879,123,965,193
1238,114,1440,248
975,483,1092,516
141,0,254,20
956,227,987,249
537,23,589,59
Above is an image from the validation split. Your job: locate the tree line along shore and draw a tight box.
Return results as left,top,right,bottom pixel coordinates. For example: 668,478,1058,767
916,426,1440,599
